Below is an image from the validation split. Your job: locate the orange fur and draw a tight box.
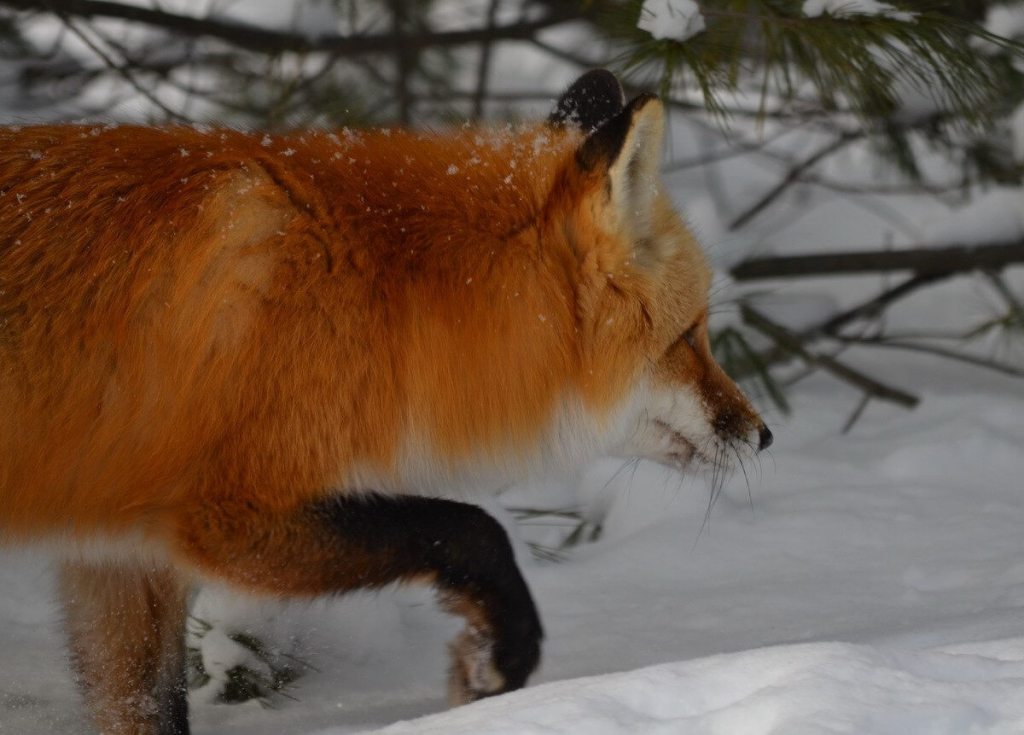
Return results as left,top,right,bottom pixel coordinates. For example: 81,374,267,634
0,75,767,731
0,124,616,534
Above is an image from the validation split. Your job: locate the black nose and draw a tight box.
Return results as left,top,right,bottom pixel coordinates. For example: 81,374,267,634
758,426,773,452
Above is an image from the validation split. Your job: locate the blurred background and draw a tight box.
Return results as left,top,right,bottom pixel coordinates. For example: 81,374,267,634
3,2,1024,733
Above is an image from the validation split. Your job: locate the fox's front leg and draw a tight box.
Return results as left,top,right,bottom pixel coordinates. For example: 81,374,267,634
173,491,543,703
58,561,191,735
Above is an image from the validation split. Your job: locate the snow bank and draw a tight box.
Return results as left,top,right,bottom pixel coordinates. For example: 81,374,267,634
364,641,1024,735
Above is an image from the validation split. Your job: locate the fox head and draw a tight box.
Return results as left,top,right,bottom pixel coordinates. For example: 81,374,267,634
546,70,771,473
552,69,770,472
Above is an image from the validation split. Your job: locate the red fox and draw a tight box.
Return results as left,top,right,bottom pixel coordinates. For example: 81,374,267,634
0,70,769,734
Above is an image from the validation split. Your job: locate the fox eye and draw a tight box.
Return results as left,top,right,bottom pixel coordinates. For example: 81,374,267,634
682,324,698,349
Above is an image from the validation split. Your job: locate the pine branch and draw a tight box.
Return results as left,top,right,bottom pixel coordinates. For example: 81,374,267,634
617,1,1019,128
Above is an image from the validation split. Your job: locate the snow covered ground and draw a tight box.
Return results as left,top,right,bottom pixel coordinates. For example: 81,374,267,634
2,345,1023,733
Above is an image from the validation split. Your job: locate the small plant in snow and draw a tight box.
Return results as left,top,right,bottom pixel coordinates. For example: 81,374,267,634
506,504,605,562
187,616,313,707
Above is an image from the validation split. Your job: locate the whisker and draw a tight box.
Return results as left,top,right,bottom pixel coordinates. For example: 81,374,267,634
627,457,642,486
735,435,764,482
699,441,725,539
604,458,636,490
732,443,755,514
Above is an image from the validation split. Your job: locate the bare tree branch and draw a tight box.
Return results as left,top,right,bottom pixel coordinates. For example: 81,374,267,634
58,13,187,121
390,0,412,124
732,242,1024,280
1,0,587,56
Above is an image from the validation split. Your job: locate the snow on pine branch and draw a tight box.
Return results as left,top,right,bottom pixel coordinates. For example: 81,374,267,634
638,0,705,42
638,0,917,43
802,0,915,22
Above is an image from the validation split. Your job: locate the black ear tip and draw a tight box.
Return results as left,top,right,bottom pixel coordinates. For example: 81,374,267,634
572,69,625,100
549,69,626,133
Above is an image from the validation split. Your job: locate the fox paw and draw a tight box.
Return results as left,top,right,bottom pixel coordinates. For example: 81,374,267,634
448,628,506,704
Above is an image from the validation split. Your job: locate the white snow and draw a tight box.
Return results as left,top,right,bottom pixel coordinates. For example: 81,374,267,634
803,0,915,22
986,4,1024,40
368,642,1024,735
923,187,1024,246
1012,102,1024,162
638,0,706,42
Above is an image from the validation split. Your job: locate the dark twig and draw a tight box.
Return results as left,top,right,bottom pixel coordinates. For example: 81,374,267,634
390,0,412,124
817,272,953,336
841,394,872,434
472,0,501,120
732,242,1024,281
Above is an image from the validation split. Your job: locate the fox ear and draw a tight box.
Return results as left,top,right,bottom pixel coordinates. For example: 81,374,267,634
549,69,626,133
578,93,665,240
